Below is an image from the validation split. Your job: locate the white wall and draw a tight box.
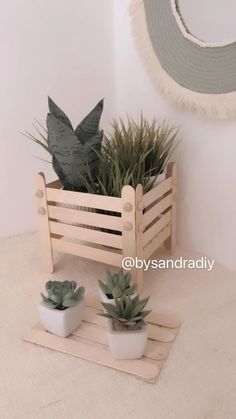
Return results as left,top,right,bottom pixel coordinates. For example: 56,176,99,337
0,0,115,236
179,0,236,43
114,0,236,271
1,0,236,273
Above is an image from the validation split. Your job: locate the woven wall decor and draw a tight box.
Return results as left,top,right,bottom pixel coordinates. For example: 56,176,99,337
130,0,236,118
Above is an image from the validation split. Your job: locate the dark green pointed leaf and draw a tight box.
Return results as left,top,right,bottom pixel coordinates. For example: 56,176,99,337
47,113,82,187
48,97,73,128
75,99,104,144
71,131,103,190
52,156,66,185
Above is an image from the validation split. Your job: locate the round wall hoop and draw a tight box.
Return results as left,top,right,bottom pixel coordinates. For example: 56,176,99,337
130,0,236,118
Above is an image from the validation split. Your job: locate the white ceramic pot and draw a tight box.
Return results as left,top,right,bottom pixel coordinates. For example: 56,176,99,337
107,320,147,359
38,299,85,338
151,172,166,186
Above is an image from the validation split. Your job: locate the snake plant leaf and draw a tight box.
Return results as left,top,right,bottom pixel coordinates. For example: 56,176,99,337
70,131,103,190
48,96,73,129
75,99,104,144
47,113,82,185
52,156,66,185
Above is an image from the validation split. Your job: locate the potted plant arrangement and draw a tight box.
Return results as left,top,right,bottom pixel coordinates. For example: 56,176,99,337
22,98,178,196
100,295,151,359
23,97,179,289
98,269,137,304
38,280,85,337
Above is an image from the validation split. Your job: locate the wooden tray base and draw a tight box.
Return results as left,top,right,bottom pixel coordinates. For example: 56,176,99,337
23,297,181,383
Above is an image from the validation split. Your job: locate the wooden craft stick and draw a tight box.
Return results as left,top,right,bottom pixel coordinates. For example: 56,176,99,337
23,327,160,381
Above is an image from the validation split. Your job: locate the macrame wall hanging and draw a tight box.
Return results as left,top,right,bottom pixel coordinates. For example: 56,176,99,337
130,0,236,118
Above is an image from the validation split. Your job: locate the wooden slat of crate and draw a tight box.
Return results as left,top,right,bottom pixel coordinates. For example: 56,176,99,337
143,225,171,260
48,205,123,231
143,177,172,209
143,194,173,228
49,221,123,249
143,211,171,246
51,238,122,267
46,187,122,213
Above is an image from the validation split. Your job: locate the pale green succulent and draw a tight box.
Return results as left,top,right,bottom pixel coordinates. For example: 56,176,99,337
100,295,151,330
41,280,85,310
98,270,137,299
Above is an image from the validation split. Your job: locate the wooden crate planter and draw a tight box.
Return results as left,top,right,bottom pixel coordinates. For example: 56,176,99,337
35,162,177,291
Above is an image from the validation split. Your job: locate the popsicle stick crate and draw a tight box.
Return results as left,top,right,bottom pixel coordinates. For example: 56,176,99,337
35,162,177,291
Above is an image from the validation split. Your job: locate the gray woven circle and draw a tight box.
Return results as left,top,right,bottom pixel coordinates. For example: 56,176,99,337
143,0,236,94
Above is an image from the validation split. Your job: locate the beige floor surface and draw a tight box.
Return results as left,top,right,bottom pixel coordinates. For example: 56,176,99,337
0,232,236,419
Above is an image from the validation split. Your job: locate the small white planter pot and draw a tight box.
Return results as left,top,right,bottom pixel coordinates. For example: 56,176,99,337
107,320,147,359
38,299,85,338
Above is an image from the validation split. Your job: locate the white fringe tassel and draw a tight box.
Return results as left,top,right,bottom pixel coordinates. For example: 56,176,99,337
129,0,236,119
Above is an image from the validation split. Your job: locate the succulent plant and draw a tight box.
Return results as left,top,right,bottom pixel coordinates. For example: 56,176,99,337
41,280,85,310
47,97,104,192
100,295,151,331
98,270,137,299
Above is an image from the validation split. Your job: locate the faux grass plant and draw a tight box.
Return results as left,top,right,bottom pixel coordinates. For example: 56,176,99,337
82,116,179,196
